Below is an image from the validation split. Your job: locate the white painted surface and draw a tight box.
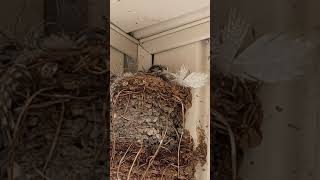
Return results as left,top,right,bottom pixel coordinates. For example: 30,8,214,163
110,27,138,59
110,47,125,75
141,20,210,54
137,45,152,71
110,24,139,44
216,1,320,179
131,6,210,39
154,40,210,180
238,53,320,179
110,0,209,33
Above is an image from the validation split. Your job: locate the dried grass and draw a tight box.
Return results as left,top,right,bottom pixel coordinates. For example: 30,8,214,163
0,28,108,180
212,72,263,180
111,73,207,179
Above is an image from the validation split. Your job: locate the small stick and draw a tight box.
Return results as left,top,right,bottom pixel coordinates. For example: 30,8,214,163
112,89,125,106
30,99,70,109
117,143,132,180
160,146,172,153
86,68,108,75
177,132,183,179
173,95,186,127
111,112,117,166
127,144,143,180
72,56,88,72
141,140,164,179
161,163,173,180
11,87,54,145
124,94,131,115
39,94,95,100
213,111,237,180
42,103,65,171
111,136,116,164
34,167,51,180
9,87,54,180
120,115,133,121
141,115,169,180
14,99,70,111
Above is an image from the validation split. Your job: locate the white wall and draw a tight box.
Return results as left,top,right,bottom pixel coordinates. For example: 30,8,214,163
110,47,125,75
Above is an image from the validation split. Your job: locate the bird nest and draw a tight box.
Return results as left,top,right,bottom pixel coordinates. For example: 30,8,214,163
110,73,207,179
0,29,108,179
212,72,263,180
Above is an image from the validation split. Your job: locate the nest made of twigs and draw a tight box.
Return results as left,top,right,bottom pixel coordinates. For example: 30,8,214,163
111,73,206,180
212,72,263,180
0,30,108,180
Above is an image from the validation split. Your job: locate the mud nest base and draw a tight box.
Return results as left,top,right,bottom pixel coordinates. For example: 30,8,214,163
111,73,207,179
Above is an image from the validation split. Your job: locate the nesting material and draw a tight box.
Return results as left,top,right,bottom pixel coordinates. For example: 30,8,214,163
0,29,108,179
111,72,207,179
212,72,263,180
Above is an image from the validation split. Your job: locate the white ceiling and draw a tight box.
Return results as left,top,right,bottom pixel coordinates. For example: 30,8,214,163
110,0,210,33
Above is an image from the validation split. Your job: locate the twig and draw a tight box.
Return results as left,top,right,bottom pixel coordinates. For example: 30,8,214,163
117,143,132,180
213,111,237,180
124,94,131,115
141,114,169,180
86,68,108,75
111,112,117,165
14,99,70,111
11,87,54,145
72,56,88,72
161,163,173,180
177,132,183,179
173,95,185,127
112,89,125,107
42,103,65,171
9,87,54,180
39,93,95,100
34,166,51,180
92,104,100,174
127,144,143,180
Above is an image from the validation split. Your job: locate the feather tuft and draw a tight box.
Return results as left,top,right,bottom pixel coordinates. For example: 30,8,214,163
171,65,209,88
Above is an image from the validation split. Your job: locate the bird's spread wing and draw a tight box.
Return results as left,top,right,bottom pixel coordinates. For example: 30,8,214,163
215,8,249,73
231,32,316,82
177,65,190,80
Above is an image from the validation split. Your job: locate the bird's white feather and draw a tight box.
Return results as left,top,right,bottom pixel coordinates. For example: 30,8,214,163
177,65,190,80
170,65,208,88
182,72,209,88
